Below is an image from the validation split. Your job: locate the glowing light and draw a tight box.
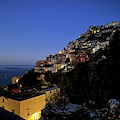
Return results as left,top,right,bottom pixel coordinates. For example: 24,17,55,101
28,112,41,120
112,22,115,26
16,79,19,83
33,112,38,118
97,30,100,32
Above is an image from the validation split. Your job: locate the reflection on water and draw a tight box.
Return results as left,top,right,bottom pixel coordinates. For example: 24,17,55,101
0,65,34,86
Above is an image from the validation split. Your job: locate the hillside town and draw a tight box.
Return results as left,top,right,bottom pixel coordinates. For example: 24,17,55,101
0,21,120,120
35,21,120,73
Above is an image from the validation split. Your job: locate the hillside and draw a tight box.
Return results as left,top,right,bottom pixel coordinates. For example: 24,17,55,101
20,21,120,108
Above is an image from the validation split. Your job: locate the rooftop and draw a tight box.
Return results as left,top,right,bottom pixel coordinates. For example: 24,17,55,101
1,85,59,101
44,86,59,92
2,89,44,101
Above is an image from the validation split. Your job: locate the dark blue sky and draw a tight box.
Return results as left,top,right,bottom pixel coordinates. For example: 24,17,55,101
0,0,120,65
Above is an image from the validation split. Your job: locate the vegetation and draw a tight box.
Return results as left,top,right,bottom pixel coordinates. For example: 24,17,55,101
19,30,120,110
19,69,40,89
44,30,120,109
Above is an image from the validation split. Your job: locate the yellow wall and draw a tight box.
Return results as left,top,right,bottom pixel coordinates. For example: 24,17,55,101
20,94,45,120
0,96,20,116
0,94,45,120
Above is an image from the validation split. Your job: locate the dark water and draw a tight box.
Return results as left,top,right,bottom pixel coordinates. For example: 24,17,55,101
0,65,34,86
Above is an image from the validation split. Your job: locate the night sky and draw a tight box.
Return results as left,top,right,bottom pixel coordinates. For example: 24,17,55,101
0,0,120,65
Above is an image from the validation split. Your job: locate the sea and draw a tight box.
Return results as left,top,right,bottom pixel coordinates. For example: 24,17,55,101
0,65,34,86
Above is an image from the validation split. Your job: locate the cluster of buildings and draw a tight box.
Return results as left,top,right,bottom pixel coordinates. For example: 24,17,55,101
35,21,120,73
34,49,89,73
0,75,60,120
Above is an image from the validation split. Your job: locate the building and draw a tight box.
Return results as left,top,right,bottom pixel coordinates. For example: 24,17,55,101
59,55,66,63
100,28,112,34
89,25,103,34
75,50,90,63
53,63,67,72
99,41,109,50
46,55,56,65
0,91,45,120
35,60,51,67
42,86,60,104
104,21,120,28
61,64,74,73
34,60,56,73
66,53,76,63
0,85,60,120
92,44,100,54
34,66,56,73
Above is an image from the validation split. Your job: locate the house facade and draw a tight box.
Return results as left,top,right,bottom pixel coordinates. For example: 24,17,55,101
75,50,90,63
0,94,45,120
34,60,56,73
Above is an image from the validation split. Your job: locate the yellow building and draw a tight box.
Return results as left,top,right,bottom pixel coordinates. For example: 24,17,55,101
0,85,60,120
0,92,45,120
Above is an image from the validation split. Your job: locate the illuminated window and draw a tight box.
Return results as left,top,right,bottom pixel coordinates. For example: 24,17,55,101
112,22,115,26
26,108,30,116
97,30,99,32
16,79,19,83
